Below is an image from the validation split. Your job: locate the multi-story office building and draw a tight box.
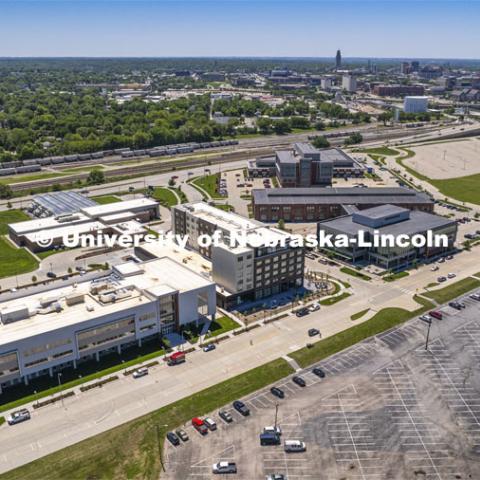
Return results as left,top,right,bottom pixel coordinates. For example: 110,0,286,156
403,96,428,113
171,202,305,308
317,204,457,270
342,75,357,92
252,187,434,222
0,257,216,393
248,143,364,187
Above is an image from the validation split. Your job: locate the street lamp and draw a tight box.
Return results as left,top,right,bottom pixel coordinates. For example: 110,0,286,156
425,318,432,351
57,372,64,408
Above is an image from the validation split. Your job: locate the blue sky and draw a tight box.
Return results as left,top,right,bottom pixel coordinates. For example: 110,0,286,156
0,1,479,58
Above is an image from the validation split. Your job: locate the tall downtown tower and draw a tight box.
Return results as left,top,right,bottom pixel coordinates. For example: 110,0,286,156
335,49,342,69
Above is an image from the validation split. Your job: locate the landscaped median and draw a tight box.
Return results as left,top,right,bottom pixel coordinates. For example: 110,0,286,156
0,358,294,480
339,266,371,281
288,295,434,368
421,276,480,304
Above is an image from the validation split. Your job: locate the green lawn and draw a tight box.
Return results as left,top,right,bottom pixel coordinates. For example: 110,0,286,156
0,237,38,279
422,277,480,304
204,315,240,339
213,203,235,212
358,146,399,156
340,267,371,281
0,209,30,235
91,195,122,205
351,308,370,321
430,174,480,205
191,173,222,199
0,359,294,480
289,295,434,368
384,271,409,282
0,172,68,185
152,187,179,207
320,292,351,306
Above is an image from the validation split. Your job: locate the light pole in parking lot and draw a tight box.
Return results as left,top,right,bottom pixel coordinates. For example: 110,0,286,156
274,403,279,430
425,318,432,351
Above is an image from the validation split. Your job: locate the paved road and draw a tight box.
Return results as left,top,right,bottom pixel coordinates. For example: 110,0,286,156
1,247,480,474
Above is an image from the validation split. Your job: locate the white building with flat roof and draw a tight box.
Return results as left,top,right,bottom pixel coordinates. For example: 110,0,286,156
342,75,357,93
403,96,428,113
0,256,216,393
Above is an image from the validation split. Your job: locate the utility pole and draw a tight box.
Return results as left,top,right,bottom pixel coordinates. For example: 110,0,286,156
425,318,432,351
57,373,64,408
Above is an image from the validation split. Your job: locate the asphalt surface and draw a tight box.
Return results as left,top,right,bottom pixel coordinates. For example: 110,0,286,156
164,294,480,480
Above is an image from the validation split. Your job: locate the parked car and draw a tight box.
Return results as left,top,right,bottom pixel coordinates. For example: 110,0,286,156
284,440,306,452
203,417,217,431
270,387,285,399
429,310,443,320
308,328,320,337
419,314,432,323
449,301,465,310
212,462,237,474
295,308,309,317
437,276,447,282
292,376,306,387
446,255,454,260
219,410,233,423
192,417,208,435
308,303,320,312
469,293,480,301
312,367,325,378
46,272,57,279
260,432,281,446
166,431,180,446
438,257,446,263
233,400,250,416
132,367,149,379
264,425,282,435
431,265,439,271
203,343,216,353
7,409,31,426
266,475,285,480
447,273,456,279
175,429,189,442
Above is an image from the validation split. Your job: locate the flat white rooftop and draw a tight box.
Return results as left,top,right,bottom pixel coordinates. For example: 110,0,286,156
10,213,90,235
81,198,158,218
24,221,105,243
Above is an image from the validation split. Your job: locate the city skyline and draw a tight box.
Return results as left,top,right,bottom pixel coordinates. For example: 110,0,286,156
0,0,479,58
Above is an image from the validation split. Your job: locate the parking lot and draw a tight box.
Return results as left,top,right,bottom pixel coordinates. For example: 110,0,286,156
164,291,480,480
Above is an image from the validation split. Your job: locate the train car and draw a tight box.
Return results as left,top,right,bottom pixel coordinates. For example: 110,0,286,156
91,152,104,159
37,157,52,166
50,156,65,164
148,149,166,157
22,159,39,166
114,148,131,154
177,146,194,154
0,168,16,176
64,154,79,162
211,141,222,148
133,149,146,156
166,148,178,155
78,153,92,161
2,161,22,169
121,151,134,158
103,150,114,156
16,165,42,174
190,143,200,150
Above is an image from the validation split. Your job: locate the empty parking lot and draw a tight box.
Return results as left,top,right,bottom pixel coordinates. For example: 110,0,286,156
163,292,480,480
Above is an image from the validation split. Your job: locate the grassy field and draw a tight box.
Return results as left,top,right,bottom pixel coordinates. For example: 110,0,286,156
152,187,179,207
0,209,30,235
204,315,240,339
351,309,370,321
320,292,351,306
289,295,434,368
0,358,294,480
0,172,67,185
90,195,122,204
213,203,235,212
430,174,480,205
0,237,38,279
191,173,222,199
422,277,480,304
384,271,409,282
358,146,399,156
340,267,371,281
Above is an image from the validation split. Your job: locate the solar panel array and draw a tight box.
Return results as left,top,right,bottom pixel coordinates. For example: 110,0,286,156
32,191,97,217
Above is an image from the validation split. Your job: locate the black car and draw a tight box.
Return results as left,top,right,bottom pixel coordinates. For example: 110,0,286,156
233,400,250,416
292,376,306,387
270,387,285,399
166,432,180,446
219,410,233,423
449,301,463,310
312,367,325,378
175,429,189,442
295,308,309,317
308,328,320,337
46,272,57,279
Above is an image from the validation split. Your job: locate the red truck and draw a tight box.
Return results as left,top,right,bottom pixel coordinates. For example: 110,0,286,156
167,351,186,366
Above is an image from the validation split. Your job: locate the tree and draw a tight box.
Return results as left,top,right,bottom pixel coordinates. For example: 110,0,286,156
272,119,291,135
311,136,330,149
0,184,12,199
277,219,285,231
31,275,37,283
87,169,105,185
168,178,176,187
378,112,392,126
344,132,363,146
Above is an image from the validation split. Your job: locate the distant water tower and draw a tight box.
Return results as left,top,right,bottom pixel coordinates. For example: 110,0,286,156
335,50,342,70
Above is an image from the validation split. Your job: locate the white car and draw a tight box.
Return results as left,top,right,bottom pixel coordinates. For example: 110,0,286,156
284,440,306,452
308,303,320,312
264,425,282,435
7,408,31,425
431,265,439,271
470,293,480,301
447,273,456,279
212,462,237,474
133,367,149,379
204,417,217,431
419,314,432,323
